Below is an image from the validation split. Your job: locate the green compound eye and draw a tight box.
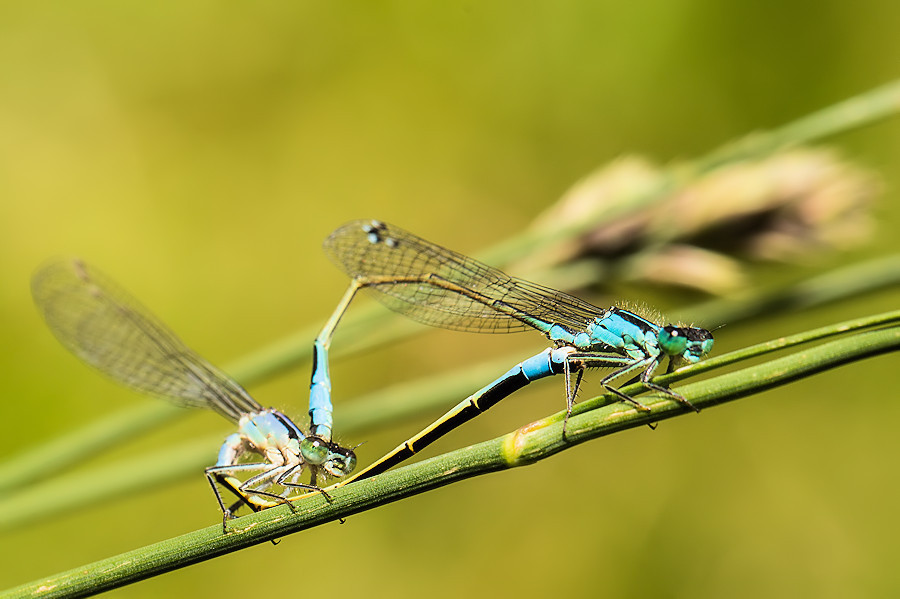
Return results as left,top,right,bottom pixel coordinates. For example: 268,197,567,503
328,451,357,477
300,437,329,465
658,326,688,356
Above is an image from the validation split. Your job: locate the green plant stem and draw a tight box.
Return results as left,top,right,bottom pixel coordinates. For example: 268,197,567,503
1,297,896,534
695,78,900,173
3,323,898,599
0,403,178,492
679,254,900,326
668,308,900,380
0,357,517,532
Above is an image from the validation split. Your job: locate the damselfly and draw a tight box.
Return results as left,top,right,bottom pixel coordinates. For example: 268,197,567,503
310,219,714,483
32,259,356,529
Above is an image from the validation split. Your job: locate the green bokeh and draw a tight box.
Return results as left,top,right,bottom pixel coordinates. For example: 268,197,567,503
1,2,899,597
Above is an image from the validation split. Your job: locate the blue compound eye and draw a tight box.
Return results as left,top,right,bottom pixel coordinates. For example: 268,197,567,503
658,326,689,356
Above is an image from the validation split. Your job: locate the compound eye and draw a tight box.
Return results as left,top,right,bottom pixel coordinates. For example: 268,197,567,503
658,326,688,356
327,451,357,477
300,436,329,466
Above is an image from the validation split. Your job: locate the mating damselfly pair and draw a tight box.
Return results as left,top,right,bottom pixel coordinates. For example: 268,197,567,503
32,219,713,527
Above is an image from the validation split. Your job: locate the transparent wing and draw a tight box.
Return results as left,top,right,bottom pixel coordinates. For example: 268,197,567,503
31,258,261,422
323,220,607,334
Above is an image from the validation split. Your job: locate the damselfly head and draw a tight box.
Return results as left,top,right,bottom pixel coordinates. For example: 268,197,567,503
300,436,357,477
657,326,714,363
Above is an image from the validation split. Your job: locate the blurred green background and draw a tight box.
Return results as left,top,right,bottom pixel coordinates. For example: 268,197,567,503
2,2,899,597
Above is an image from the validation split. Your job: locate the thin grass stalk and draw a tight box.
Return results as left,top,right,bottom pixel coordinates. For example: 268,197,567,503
3,323,897,599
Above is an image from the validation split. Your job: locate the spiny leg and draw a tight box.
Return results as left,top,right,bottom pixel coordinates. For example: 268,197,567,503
228,467,300,546
569,353,653,412
641,362,699,412
206,462,278,532
205,471,236,533
279,465,345,522
600,363,654,411
207,462,288,531
561,358,586,441
240,465,302,512
279,465,334,502
584,353,698,412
